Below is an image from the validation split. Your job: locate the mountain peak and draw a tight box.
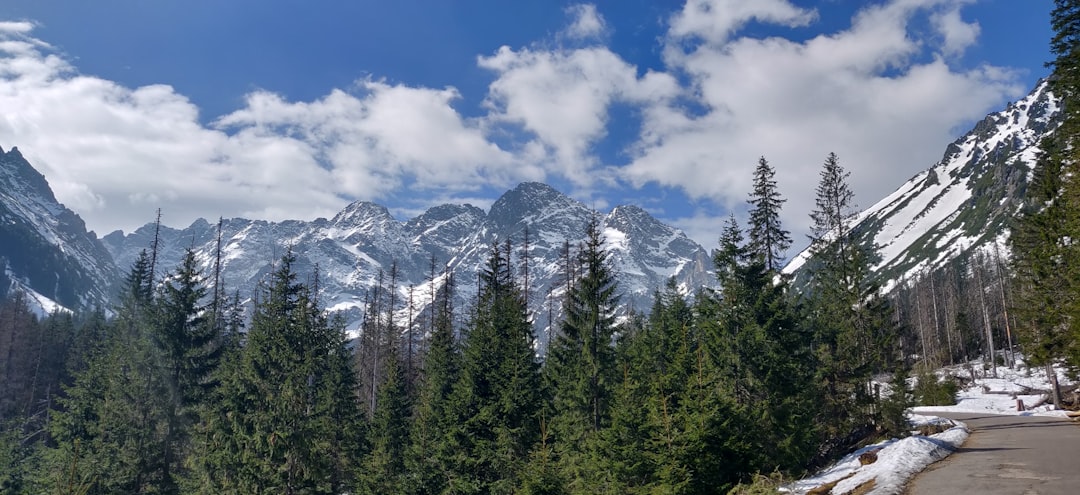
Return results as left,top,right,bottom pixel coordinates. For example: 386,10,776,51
0,147,119,311
332,200,395,226
1,145,57,205
488,182,587,230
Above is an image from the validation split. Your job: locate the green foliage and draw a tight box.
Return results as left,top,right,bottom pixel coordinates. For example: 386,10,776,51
1012,0,1080,372
444,241,542,493
0,420,33,494
358,348,410,494
877,367,914,439
913,370,959,407
804,152,899,459
544,218,620,491
190,250,363,493
0,147,943,493
747,156,792,272
405,274,460,495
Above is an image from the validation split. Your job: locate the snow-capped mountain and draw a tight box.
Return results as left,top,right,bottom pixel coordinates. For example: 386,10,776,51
0,146,120,313
103,182,713,343
785,80,1059,292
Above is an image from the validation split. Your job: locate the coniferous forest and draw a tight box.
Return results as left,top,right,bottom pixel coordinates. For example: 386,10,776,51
4,3,1080,493
0,153,912,494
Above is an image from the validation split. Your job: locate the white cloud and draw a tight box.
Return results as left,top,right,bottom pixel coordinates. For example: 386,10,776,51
564,4,607,40
479,45,678,185
626,0,1023,242
668,0,817,45
0,21,35,36
217,80,528,198
0,26,530,234
932,6,980,57
0,1,1033,252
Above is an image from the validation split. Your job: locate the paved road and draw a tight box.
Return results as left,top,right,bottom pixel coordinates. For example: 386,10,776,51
905,412,1080,495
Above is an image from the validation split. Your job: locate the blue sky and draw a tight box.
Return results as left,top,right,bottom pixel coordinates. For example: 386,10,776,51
0,0,1053,252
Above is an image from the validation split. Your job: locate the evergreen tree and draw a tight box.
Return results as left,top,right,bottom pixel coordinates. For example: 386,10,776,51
701,215,817,481
153,248,221,491
1011,0,1080,372
445,241,542,493
805,152,896,457
357,345,410,494
544,218,620,492
747,156,792,272
192,251,362,494
45,253,170,494
0,291,40,424
405,271,459,495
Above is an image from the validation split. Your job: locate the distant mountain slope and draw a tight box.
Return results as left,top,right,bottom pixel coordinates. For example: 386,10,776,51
104,182,713,344
0,146,120,312
785,80,1059,292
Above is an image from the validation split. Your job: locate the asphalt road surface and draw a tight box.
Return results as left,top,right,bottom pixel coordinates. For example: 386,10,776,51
905,412,1080,495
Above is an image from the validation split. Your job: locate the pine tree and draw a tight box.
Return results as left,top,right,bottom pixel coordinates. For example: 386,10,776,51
747,156,792,272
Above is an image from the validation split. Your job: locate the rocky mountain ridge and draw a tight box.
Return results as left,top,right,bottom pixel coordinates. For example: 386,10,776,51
103,182,714,344
784,80,1059,292
0,146,119,314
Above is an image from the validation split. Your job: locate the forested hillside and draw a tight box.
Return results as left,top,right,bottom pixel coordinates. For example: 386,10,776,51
1,152,915,493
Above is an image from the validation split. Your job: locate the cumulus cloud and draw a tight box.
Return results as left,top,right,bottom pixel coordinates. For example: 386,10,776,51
932,5,980,57
668,0,817,45
0,21,36,36
0,27,526,234
479,45,678,184
625,0,1023,241
216,81,527,198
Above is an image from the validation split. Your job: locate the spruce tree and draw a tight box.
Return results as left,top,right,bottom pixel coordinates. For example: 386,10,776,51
747,156,792,272
1011,139,1072,370
45,253,170,494
544,218,620,492
358,345,410,494
445,241,541,493
1012,0,1080,372
406,271,459,495
153,248,221,490
701,215,817,480
192,251,362,494
805,152,896,456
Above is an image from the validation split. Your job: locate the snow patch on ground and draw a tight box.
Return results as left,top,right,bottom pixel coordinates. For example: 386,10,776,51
786,415,967,495
912,360,1071,418
788,357,1073,494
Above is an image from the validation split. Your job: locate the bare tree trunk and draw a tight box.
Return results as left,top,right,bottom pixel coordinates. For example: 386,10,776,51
929,270,946,365
992,245,1016,368
1046,362,1063,410
915,275,929,367
974,255,997,378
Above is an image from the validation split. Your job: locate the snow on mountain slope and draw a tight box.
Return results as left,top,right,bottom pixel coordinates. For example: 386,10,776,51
104,182,713,343
785,80,1058,293
0,146,119,310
